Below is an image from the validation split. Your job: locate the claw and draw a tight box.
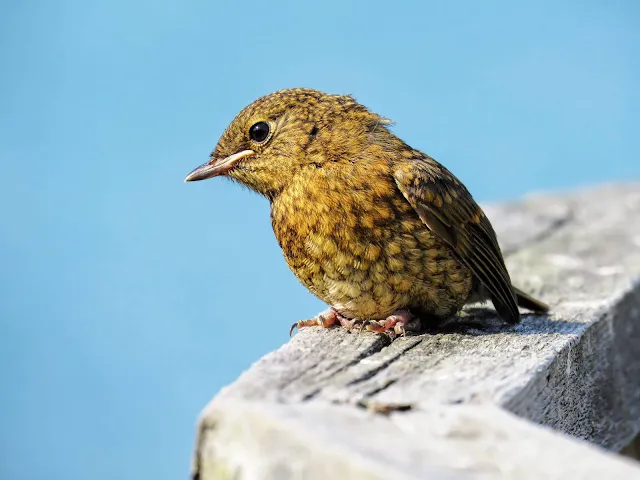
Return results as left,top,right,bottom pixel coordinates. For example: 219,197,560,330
363,310,419,336
363,319,389,334
289,308,340,337
289,322,301,337
357,320,367,335
339,317,364,332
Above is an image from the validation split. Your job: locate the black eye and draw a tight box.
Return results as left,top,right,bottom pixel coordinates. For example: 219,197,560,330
249,122,270,143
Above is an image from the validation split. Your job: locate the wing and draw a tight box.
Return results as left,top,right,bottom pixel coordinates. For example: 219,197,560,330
393,156,520,324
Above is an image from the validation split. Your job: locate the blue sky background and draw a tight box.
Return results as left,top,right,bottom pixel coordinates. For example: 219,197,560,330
1,1,638,479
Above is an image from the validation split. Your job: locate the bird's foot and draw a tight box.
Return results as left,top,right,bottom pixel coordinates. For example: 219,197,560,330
290,308,358,337
365,310,420,336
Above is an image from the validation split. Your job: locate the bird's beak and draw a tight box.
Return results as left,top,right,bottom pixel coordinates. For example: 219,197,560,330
184,150,255,182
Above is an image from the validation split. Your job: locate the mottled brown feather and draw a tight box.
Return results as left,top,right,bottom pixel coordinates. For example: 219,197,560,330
186,88,548,327
394,158,520,323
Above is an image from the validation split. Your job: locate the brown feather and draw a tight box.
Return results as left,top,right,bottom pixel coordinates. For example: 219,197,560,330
186,88,547,327
394,156,520,324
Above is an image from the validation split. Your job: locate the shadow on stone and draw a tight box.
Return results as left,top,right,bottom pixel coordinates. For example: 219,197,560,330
411,308,585,337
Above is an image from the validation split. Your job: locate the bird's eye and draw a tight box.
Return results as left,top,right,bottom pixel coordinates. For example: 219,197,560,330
249,122,271,143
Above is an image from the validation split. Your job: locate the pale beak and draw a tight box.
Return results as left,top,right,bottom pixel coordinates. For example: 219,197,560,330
184,150,255,182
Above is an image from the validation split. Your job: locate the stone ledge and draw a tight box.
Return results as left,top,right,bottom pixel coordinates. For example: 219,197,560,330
195,401,640,480
193,182,640,479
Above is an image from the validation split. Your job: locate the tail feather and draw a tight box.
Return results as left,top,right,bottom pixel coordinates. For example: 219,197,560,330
513,286,549,313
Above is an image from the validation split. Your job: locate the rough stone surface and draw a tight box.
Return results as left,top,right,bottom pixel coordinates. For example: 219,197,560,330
193,182,640,480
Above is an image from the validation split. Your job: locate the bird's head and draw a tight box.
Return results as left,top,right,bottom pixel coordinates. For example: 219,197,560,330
184,88,392,199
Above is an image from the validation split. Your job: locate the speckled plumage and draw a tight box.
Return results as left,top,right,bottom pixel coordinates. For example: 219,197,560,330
185,88,548,333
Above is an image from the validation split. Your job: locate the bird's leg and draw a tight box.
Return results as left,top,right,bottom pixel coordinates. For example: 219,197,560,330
365,310,420,336
289,308,357,337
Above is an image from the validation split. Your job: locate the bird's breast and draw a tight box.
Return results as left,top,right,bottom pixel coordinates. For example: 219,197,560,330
270,163,472,319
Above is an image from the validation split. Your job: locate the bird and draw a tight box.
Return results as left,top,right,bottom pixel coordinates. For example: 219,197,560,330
185,88,548,336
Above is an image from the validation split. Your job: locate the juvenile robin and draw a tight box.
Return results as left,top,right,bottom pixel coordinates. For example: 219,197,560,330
185,88,548,336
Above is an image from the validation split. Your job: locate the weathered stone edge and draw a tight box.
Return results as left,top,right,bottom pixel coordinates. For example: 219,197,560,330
503,277,640,450
194,400,640,480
